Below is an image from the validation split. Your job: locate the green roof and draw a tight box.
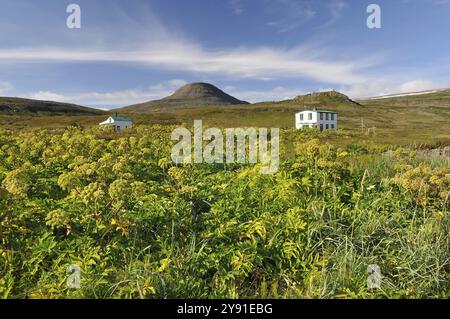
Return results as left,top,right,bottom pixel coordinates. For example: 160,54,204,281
111,116,132,121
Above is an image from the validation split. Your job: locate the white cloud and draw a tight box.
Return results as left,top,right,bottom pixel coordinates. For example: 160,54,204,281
26,82,305,107
0,81,13,95
229,79,449,102
30,91,66,102
168,79,188,87
398,80,437,93
227,86,305,102
25,78,450,107
266,0,316,33
340,79,449,99
223,85,236,92
0,0,375,87
0,44,373,86
26,79,187,108
4,2,444,105
316,0,347,29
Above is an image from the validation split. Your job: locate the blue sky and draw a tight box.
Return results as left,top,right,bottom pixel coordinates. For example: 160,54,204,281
0,0,449,108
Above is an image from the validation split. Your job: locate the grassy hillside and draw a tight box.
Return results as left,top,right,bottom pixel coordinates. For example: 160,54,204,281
1,89,449,147
359,88,450,107
292,90,362,107
118,83,249,112
114,89,450,146
0,97,105,116
0,89,448,299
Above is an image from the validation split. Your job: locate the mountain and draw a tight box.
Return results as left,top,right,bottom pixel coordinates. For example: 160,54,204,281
0,97,104,115
119,82,249,112
291,90,362,108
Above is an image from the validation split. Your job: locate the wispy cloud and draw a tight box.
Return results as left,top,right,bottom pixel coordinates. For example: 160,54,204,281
228,79,450,102
316,0,347,29
0,0,370,86
0,2,383,105
340,79,450,99
264,0,347,33
2,1,445,105
266,0,316,33
0,81,13,95
29,91,66,102
27,79,187,108
0,42,374,86
227,86,306,102
230,0,244,15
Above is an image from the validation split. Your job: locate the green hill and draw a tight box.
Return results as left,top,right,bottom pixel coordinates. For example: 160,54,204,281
114,88,449,145
0,96,105,115
291,90,362,108
117,82,249,112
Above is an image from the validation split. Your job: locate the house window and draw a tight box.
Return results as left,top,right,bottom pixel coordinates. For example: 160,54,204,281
331,113,334,120
320,124,323,131
331,124,334,129
300,114,303,121
320,113,323,120
308,113,312,120
326,124,329,129
325,113,329,120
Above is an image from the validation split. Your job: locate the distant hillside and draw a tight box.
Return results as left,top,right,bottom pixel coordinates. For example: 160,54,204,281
119,82,249,112
2,87,449,145
291,90,362,108
0,97,104,115
357,88,450,108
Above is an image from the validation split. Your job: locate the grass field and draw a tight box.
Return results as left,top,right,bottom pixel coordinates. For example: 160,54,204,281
2,90,449,147
0,90,448,299
0,125,448,298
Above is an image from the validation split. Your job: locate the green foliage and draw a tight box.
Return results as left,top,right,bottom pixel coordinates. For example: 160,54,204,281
0,126,448,299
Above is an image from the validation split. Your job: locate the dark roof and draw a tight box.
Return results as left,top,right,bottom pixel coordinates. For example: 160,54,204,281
296,109,337,114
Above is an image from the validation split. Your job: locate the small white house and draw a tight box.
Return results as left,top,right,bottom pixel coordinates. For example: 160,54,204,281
99,116,133,131
295,109,337,131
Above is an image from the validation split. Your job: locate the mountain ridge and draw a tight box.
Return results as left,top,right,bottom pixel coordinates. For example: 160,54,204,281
0,96,105,115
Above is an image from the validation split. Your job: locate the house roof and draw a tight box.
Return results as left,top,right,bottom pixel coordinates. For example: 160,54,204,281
111,116,132,121
296,109,337,114
99,116,132,125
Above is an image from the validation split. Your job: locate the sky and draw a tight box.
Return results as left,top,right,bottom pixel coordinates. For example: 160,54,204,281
0,0,449,109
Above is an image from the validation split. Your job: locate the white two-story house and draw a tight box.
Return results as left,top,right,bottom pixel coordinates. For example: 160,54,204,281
295,109,338,131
